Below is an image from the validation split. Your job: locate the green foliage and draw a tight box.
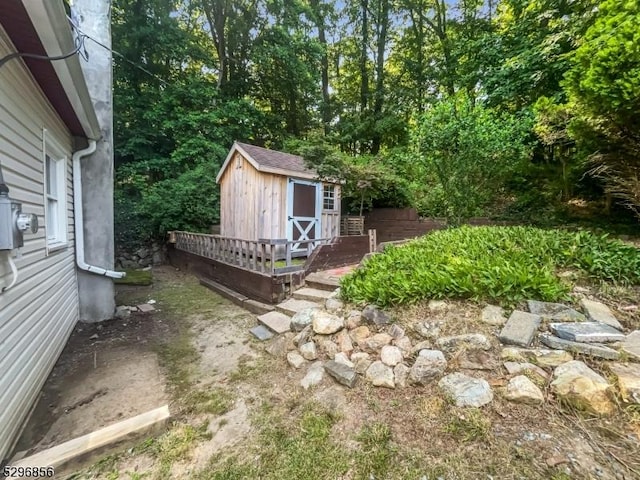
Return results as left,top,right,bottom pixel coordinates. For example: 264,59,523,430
563,0,640,218
286,137,412,214
140,160,221,236
111,0,640,248
341,226,640,306
413,96,533,223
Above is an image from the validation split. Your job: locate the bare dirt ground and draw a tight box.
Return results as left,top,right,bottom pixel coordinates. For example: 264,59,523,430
13,266,258,474
15,293,171,456
15,265,640,480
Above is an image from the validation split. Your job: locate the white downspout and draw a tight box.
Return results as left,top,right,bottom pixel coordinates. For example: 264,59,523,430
73,140,126,279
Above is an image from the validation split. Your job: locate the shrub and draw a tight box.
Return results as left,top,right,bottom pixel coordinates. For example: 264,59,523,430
341,226,640,306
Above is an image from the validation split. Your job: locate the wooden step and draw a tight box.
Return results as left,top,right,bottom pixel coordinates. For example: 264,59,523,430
199,277,274,315
257,311,292,334
304,272,340,291
293,287,333,302
275,298,321,316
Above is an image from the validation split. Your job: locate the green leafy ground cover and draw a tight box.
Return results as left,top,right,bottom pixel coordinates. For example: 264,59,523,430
341,226,640,306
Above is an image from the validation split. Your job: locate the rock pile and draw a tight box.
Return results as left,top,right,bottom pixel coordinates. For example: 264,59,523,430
264,299,499,407
116,242,166,269
495,299,640,415
262,291,639,415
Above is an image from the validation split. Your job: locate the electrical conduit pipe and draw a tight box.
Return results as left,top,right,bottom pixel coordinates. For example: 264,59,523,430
72,140,125,278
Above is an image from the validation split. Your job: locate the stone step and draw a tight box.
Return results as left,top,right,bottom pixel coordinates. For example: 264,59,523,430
257,311,292,334
498,311,541,347
304,272,340,292
293,287,333,302
580,299,623,330
276,298,321,316
539,333,620,360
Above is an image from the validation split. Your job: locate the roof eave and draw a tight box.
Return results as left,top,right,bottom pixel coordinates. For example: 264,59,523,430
23,0,101,140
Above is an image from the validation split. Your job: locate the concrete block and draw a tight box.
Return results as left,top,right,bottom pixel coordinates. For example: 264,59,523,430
250,325,274,341
498,311,541,347
550,322,625,343
257,311,291,334
580,299,623,330
539,333,620,360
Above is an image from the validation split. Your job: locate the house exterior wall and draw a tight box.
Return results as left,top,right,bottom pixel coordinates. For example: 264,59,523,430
0,26,79,460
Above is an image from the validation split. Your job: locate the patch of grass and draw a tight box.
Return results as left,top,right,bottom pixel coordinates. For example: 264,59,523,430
153,274,226,316
114,269,153,286
228,354,267,383
125,472,149,480
341,225,640,306
182,387,233,416
418,396,445,419
444,408,492,442
65,451,132,479
354,423,394,479
148,422,212,479
194,403,350,479
550,473,572,480
155,330,199,396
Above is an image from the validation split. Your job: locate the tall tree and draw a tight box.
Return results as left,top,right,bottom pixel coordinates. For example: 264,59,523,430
198,0,259,97
309,0,334,135
371,0,390,153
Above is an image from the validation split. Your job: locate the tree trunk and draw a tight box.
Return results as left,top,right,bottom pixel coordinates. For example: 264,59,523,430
202,0,229,91
360,0,369,114
371,0,389,154
310,0,331,135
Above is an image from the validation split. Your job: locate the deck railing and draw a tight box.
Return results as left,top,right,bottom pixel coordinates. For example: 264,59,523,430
169,231,331,275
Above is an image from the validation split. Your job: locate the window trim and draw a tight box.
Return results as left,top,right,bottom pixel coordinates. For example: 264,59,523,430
323,184,336,211
43,129,69,254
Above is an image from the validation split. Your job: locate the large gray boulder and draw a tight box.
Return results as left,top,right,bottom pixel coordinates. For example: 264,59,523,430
312,310,345,335
290,307,319,332
365,361,395,388
436,333,492,351
504,375,544,405
362,305,391,326
325,360,358,388
580,299,623,330
438,373,493,407
527,300,586,322
409,349,447,385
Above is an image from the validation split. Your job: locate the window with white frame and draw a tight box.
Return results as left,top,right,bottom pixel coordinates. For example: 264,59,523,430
44,138,68,249
323,184,336,211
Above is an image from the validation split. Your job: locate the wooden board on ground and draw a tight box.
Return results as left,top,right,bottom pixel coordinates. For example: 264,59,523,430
7,405,170,479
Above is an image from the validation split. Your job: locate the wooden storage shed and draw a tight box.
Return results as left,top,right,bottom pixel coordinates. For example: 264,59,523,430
216,142,341,251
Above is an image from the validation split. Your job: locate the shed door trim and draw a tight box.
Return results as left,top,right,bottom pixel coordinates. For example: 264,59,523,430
287,178,322,252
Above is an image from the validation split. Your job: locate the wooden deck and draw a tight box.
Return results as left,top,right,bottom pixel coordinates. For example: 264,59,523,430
167,231,374,304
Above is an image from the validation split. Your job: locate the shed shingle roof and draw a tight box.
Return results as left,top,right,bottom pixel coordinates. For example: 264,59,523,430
236,142,316,176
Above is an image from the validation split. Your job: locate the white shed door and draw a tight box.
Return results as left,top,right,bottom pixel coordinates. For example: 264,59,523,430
287,178,321,252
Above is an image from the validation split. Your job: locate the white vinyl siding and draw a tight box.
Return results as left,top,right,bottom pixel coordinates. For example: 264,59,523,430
0,25,78,461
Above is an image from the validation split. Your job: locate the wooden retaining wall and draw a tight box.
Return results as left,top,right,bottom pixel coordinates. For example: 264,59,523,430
364,209,446,243
304,235,371,274
167,246,304,304
364,208,514,243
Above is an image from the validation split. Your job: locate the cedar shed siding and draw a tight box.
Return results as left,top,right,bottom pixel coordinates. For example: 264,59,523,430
0,26,79,460
219,151,287,240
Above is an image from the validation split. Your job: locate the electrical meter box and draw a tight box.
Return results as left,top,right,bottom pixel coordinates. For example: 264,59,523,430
0,196,38,250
